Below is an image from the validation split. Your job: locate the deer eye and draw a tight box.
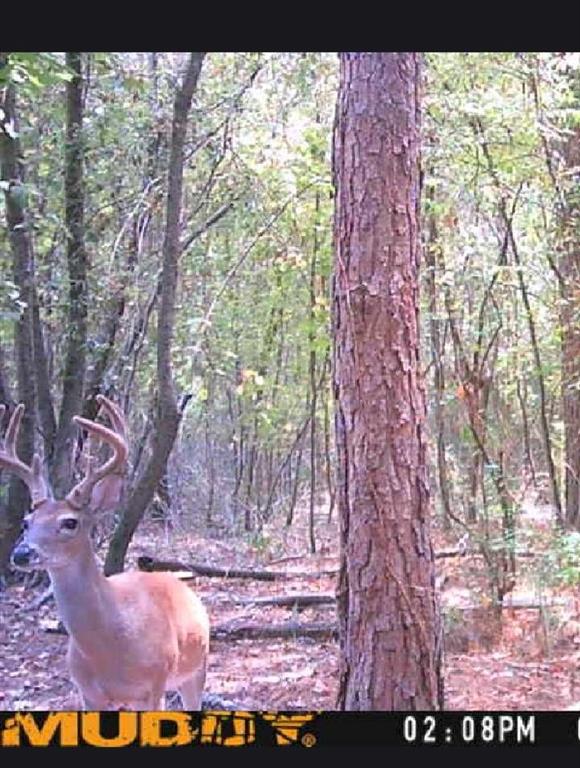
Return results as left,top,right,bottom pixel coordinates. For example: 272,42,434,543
61,518,79,531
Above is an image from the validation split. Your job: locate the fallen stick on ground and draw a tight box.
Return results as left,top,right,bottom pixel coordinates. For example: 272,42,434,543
41,617,337,640
233,593,336,608
137,555,337,580
137,550,538,581
211,620,338,641
43,595,568,640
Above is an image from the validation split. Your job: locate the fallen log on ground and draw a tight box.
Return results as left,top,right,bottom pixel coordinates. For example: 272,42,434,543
211,620,338,641
137,555,337,580
209,593,562,612
41,617,338,640
213,596,570,639
41,594,570,640
137,550,538,581
234,593,336,608
435,548,537,559
138,555,283,581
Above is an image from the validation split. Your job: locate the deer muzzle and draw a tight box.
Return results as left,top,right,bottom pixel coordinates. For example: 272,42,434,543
11,540,42,571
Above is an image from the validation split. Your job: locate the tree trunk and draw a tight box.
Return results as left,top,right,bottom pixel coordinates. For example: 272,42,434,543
425,188,452,528
508,214,561,522
560,121,580,528
474,117,562,522
323,354,336,522
286,434,304,527
333,52,442,710
0,343,13,406
50,52,88,496
308,189,320,554
516,377,536,488
31,285,56,462
0,64,37,572
105,53,206,575
530,62,580,528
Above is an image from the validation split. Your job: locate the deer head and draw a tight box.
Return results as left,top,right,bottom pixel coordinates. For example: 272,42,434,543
1,395,128,571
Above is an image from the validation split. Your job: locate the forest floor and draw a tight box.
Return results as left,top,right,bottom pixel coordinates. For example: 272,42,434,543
2,497,580,711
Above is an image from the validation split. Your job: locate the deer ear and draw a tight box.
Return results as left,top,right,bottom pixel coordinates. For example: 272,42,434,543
87,474,126,515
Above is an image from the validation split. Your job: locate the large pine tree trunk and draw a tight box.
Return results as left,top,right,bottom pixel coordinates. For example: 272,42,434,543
333,52,443,710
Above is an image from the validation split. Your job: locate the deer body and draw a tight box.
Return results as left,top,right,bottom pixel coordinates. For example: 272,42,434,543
55,562,209,710
2,396,209,710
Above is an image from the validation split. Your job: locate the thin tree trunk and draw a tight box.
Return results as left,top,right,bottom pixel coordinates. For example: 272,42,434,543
105,53,206,574
151,469,172,520
530,61,580,527
560,120,580,527
286,436,305,527
509,218,561,522
323,368,336,523
474,117,562,522
308,189,320,554
244,421,257,531
204,375,216,525
333,52,442,710
516,377,536,488
425,188,452,528
0,65,37,572
226,386,241,522
50,52,88,496
263,415,310,520
31,285,56,461
0,343,13,406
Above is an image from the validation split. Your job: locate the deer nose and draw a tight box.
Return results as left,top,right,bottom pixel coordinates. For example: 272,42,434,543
11,541,33,568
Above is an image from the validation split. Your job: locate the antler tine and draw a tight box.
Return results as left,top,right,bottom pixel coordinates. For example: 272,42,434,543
95,394,126,439
0,403,50,508
66,401,128,511
4,402,24,450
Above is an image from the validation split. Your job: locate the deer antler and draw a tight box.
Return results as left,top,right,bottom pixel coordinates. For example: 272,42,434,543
0,404,50,508
66,395,128,512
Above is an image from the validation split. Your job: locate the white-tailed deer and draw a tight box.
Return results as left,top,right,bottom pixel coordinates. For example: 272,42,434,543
1,395,209,710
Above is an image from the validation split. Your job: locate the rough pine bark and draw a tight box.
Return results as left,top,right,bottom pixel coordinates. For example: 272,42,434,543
333,52,443,710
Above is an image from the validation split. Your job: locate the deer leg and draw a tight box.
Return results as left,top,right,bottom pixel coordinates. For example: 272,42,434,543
79,689,114,710
148,693,166,711
178,661,206,710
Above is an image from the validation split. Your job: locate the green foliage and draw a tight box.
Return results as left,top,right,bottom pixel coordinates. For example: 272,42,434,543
423,52,579,529
1,50,578,538
0,53,72,90
543,532,580,587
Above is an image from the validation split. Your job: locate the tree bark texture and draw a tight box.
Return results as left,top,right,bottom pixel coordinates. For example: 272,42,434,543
333,52,442,710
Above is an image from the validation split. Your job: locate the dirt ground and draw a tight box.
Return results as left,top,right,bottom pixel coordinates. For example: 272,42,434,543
1,502,580,711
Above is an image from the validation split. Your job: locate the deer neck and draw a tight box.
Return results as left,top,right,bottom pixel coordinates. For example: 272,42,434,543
48,540,121,658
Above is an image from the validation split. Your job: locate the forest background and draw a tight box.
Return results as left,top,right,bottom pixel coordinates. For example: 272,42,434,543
0,52,579,711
